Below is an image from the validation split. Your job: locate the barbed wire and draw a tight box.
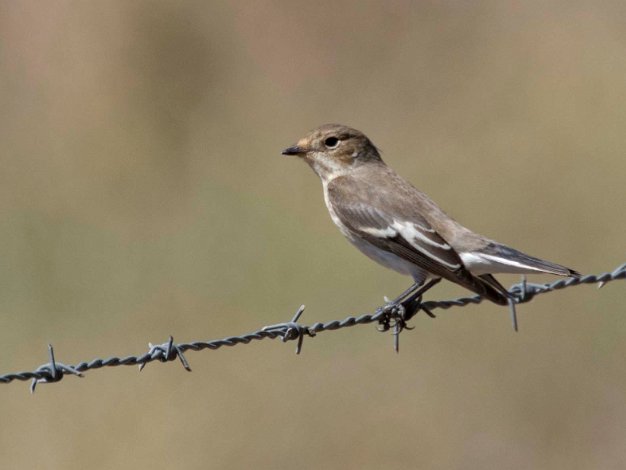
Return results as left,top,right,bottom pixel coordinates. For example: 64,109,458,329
1,262,624,392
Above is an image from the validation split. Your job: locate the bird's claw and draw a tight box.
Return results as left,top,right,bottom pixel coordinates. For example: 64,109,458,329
377,278,442,351
377,306,415,353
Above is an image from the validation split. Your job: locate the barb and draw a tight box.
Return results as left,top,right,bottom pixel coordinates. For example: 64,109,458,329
1,263,624,390
263,305,314,354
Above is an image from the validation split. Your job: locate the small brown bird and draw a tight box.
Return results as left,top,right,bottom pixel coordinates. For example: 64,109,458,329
283,124,579,307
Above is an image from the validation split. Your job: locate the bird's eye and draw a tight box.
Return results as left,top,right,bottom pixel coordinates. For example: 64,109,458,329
324,137,339,148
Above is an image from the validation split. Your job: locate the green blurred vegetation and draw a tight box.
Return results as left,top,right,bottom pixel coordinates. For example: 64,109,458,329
0,1,624,469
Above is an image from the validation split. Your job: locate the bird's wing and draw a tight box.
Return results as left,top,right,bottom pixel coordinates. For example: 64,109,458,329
327,177,510,304
333,200,464,279
326,177,467,277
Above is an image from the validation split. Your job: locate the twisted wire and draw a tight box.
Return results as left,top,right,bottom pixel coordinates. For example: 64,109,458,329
1,262,623,391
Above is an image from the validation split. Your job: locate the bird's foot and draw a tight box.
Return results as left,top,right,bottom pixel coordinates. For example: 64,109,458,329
377,278,441,352
387,278,440,320
377,307,413,354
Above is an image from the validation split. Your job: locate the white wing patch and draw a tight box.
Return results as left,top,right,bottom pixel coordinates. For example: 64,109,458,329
392,221,452,250
412,220,436,233
358,218,460,270
392,220,460,270
360,225,397,237
359,220,449,247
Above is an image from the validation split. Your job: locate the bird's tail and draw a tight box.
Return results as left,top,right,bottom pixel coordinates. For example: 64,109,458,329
457,272,511,305
475,243,580,277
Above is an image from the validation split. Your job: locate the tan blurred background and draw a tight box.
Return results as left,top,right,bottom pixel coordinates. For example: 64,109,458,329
1,1,625,468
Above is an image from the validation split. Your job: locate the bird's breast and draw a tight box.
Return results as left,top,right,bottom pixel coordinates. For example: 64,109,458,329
321,181,426,282
322,180,353,238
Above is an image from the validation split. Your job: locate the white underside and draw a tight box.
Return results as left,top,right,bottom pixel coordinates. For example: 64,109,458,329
348,236,430,284
322,181,429,284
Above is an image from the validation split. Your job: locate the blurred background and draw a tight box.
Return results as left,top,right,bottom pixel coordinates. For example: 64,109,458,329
1,1,625,468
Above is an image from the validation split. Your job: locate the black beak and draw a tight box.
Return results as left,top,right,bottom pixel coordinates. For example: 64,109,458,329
282,145,306,156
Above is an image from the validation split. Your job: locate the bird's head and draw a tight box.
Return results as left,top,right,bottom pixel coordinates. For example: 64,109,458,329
282,124,382,180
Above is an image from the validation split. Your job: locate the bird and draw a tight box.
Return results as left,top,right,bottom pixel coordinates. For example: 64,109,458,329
282,123,580,308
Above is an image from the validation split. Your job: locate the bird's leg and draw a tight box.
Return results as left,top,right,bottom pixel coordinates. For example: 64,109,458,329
378,283,421,336
397,278,441,321
384,282,422,305
383,278,440,315
378,278,442,351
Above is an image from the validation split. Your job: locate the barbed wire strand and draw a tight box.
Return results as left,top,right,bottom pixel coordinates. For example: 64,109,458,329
0,263,623,392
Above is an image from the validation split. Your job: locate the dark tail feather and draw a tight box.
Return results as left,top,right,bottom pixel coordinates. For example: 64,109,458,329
478,274,513,305
482,243,580,278
455,272,511,305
